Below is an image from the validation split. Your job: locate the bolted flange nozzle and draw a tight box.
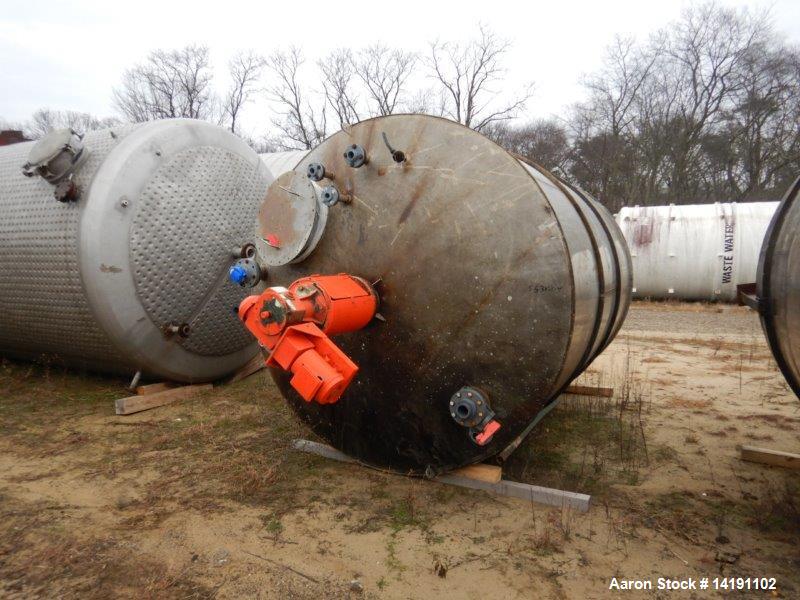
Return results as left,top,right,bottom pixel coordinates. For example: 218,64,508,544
228,257,264,288
343,144,367,168
321,185,351,207
307,162,330,182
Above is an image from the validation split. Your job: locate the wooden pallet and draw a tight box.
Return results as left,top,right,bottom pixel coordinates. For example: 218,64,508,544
114,384,212,415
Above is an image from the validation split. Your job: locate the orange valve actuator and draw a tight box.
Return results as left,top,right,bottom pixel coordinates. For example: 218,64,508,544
238,274,378,405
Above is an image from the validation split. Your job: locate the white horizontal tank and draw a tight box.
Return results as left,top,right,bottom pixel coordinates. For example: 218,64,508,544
615,202,778,301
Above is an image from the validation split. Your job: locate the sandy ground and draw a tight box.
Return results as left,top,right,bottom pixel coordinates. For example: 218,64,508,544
0,301,798,599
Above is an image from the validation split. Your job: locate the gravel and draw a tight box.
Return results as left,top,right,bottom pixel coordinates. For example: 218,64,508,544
621,303,762,337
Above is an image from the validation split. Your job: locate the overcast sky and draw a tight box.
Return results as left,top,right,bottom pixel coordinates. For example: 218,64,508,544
2,0,798,137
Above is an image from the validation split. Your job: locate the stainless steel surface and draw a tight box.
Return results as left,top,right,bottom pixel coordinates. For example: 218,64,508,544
616,201,778,301
0,119,271,382
256,170,329,266
258,114,632,473
22,128,86,182
756,176,800,398
259,150,308,179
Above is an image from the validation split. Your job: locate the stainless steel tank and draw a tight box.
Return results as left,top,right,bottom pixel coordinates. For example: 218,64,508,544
260,150,307,178
756,176,800,398
0,119,271,382
252,114,631,473
616,202,778,301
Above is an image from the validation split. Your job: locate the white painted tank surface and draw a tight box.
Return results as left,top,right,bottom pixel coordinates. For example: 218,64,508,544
615,202,779,301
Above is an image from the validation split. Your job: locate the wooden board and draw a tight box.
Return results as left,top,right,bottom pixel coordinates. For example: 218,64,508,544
228,354,266,384
564,385,614,398
114,384,213,416
450,463,502,484
740,445,800,469
136,382,177,395
291,439,590,512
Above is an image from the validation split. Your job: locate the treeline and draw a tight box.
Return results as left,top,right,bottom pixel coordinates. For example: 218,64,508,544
493,2,800,211
4,2,797,211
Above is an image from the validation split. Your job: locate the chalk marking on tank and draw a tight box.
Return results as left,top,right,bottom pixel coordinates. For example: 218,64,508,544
389,225,405,247
410,142,446,156
352,195,378,215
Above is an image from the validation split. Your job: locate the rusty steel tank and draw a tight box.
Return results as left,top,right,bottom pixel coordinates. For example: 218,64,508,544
755,176,800,399
248,114,632,473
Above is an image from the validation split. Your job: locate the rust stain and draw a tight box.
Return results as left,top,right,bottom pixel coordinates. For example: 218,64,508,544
398,177,428,225
100,264,122,273
632,220,655,247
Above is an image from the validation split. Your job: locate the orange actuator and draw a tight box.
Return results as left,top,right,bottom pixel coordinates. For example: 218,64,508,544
238,274,378,405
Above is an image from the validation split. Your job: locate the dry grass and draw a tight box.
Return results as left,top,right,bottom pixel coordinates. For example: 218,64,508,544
504,347,652,496
0,495,215,599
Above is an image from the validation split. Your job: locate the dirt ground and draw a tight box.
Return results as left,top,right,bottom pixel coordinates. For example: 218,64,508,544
1,301,798,599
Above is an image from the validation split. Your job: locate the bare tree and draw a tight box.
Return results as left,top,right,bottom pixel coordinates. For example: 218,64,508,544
240,133,280,154
266,47,327,150
723,42,800,197
428,25,533,131
319,49,361,129
568,37,657,206
224,51,265,134
485,119,570,173
25,108,119,139
581,36,656,139
113,45,216,122
657,2,769,200
354,45,417,116
563,1,797,209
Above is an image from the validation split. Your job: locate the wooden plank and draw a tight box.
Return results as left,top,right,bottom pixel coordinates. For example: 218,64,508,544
564,385,614,398
436,473,591,512
114,384,213,415
136,382,177,396
291,439,590,512
228,354,266,384
740,445,800,470
450,463,502,484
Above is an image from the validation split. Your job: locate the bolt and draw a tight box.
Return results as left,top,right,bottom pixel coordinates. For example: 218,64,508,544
260,311,271,319
467,392,473,397
449,401,454,406
120,199,129,207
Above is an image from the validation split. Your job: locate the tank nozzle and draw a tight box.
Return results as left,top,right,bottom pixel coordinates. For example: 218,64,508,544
321,185,352,207
228,258,264,288
307,163,333,182
343,144,367,168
